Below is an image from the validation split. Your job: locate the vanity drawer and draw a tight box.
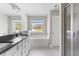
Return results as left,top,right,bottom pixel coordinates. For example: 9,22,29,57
18,41,23,48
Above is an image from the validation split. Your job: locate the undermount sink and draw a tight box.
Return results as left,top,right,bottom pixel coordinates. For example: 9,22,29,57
11,37,22,44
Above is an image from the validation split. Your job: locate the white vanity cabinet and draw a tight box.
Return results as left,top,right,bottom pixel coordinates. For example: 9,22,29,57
0,36,30,56
13,42,23,56
26,37,30,55
23,39,26,56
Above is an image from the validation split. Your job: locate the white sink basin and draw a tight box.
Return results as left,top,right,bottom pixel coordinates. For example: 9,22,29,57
11,37,22,44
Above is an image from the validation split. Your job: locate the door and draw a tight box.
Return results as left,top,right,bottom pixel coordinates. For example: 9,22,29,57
63,3,79,56
64,4,71,56
52,16,60,46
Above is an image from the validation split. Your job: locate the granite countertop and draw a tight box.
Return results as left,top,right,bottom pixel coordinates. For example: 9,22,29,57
0,36,27,54
0,43,12,54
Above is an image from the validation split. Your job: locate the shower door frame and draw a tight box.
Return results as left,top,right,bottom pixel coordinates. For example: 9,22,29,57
60,3,74,56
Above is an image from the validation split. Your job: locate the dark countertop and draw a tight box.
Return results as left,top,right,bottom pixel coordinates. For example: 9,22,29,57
0,36,28,54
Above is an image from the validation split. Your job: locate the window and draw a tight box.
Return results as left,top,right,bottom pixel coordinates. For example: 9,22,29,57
28,16,47,35
31,19,44,32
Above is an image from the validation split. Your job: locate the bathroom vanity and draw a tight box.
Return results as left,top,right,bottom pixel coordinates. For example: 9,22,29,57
0,33,30,56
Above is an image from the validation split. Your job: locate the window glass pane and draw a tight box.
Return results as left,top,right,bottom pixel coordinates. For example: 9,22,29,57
31,19,44,32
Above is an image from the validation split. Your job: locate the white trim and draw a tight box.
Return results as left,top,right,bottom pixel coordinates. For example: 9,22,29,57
71,3,74,56
59,3,62,56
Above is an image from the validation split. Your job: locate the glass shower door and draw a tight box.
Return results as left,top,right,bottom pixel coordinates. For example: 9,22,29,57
64,4,71,56
64,3,79,56
73,3,79,56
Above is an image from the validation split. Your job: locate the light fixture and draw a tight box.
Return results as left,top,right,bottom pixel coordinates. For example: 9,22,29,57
9,3,21,12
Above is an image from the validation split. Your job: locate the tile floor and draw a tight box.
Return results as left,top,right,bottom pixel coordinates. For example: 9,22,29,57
28,46,60,56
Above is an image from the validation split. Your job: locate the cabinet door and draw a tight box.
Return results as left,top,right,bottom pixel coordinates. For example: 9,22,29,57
13,48,22,56
18,41,23,56
23,39,26,56
26,40,29,55
13,42,23,56
27,37,31,50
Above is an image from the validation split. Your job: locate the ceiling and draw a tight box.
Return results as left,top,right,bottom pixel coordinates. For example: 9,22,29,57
0,3,59,16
